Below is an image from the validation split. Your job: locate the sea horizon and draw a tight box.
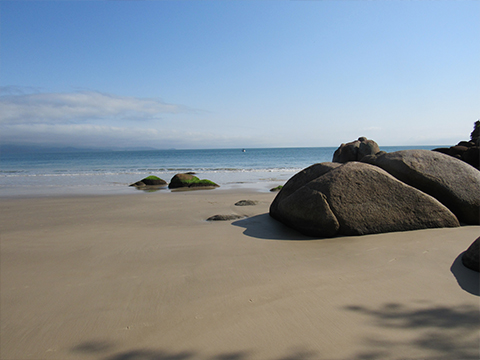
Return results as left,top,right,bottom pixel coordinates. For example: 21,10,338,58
0,142,449,154
0,145,443,197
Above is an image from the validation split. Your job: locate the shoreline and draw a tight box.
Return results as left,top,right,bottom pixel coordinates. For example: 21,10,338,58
1,190,479,359
0,172,291,199
0,182,284,199
0,145,442,200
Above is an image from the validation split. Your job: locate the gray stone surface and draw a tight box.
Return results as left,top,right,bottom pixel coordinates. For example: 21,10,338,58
270,162,341,216
235,200,258,206
275,186,339,237
462,237,480,272
207,214,245,221
129,176,167,187
332,137,381,163
362,150,480,225
270,162,460,237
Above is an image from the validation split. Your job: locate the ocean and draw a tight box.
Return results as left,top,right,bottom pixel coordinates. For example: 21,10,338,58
0,146,438,197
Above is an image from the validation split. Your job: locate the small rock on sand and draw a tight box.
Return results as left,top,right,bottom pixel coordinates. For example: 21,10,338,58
234,200,258,206
207,214,245,221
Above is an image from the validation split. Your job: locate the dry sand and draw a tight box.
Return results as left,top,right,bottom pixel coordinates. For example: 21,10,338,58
1,189,479,360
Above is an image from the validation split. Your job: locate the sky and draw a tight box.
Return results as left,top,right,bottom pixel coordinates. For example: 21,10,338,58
0,0,478,150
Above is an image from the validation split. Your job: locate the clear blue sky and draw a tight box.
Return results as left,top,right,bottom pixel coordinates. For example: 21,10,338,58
1,0,478,150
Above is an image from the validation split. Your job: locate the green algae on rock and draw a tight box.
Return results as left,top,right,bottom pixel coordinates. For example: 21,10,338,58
168,173,219,189
130,175,168,188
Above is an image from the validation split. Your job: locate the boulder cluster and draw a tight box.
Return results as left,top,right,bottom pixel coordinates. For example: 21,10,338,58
130,173,219,190
332,137,381,163
433,120,480,170
270,138,480,238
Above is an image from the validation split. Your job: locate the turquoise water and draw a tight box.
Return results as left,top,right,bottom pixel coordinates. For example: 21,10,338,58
0,146,437,196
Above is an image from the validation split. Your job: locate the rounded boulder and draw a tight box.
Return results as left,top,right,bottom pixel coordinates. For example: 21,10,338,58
362,150,480,224
270,162,459,237
462,237,480,272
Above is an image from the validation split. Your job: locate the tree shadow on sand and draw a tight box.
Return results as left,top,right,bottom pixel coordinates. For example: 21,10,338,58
231,213,315,241
450,251,480,296
71,342,319,360
344,301,480,360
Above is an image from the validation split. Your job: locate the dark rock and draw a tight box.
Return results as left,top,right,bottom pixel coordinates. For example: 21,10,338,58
450,145,469,156
270,162,341,216
129,176,167,187
457,141,475,148
168,173,219,189
432,121,480,169
273,185,339,237
362,150,480,225
432,147,450,155
432,143,480,168
462,237,480,272
462,147,480,169
207,214,245,221
270,162,459,237
235,200,258,206
332,137,381,163
471,120,480,144
270,185,283,192
130,181,147,187
141,177,167,186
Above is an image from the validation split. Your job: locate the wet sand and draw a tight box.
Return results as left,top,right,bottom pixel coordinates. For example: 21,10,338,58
1,189,479,360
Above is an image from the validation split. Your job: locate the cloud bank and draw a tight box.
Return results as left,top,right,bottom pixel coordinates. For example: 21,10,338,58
1,87,471,150
0,89,185,125
0,88,259,149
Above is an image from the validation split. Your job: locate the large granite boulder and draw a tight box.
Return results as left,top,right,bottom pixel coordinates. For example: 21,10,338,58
462,237,480,272
332,137,381,163
168,173,219,189
270,162,342,215
270,162,459,237
362,150,480,225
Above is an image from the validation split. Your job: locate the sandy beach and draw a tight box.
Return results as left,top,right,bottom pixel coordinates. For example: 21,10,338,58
1,189,479,360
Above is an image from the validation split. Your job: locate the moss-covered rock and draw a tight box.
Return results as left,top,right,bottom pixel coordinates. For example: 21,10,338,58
270,185,283,192
168,173,219,189
130,175,167,188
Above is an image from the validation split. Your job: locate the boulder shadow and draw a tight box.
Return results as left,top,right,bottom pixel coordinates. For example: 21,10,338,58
450,252,480,296
232,213,317,241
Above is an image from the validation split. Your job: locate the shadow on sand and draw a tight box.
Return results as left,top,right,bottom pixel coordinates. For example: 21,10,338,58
344,301,480,360
450,252,480,296
231,213,315,241
71,342,319,360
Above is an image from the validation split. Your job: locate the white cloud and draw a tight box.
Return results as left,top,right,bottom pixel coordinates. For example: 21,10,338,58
0,89,188,125
0,88,282,149
0,88,229,149
1,88,471,150
0,123,260,150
